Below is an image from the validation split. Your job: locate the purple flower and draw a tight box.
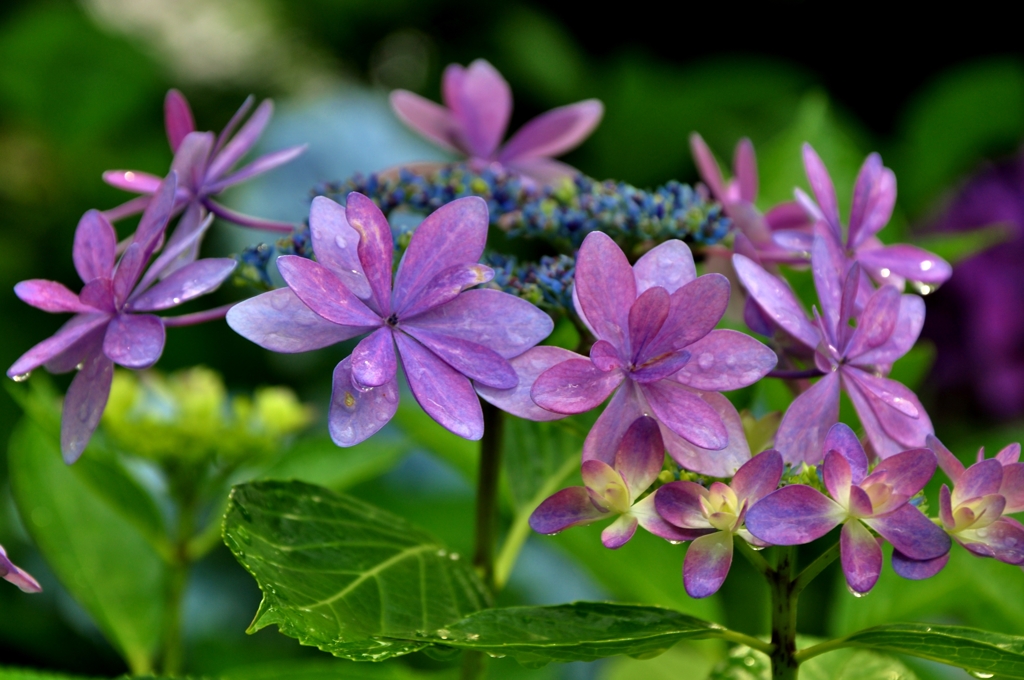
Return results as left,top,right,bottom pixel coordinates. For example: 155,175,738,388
690,134,812,265
7,173,238,462
529,417,697,549
655,449,783,598
227,193,553,445
1,543,41,593
104,90,305,268
390,59,603,185
746,423,950,594
795,144,951,290
488,232,776,476
734,232,933,464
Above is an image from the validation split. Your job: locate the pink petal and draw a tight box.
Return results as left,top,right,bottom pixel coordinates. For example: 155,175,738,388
102,170,163,195
772,228,815,253
657,391,751,477
951,458,1004,507
276,255,380,328
140,204,210,285
849,165,897,251
801,144,842,239
43,319,108,374
8,314,110,378
171,132,214,193
939,484,955,528
824,423,869,483
14,280,92,314
684,531,734,598
532,359,624,415
745,485,846,545
207,145,307,193
529,486,606,535
0,545,42,593
498,99,603,163
227,288,368,353
73,210,117,283
641,379,728,451
574,231,635,350
350,327,397,389
853,294,925,368
394,332,483,440
601,514,639,549
841,519,883,594
765,202,813,231
689,133,726,200
206,99,273,180
640,274,731,362
501,157,580,184
345,192,394,316
630,350,691,384
389,90,462,153
448,59,511,159
309,196,370,298
127,258,235,312
865,504,951,561
845,284,901,360
398,264,493,319
891,550,949,581
843,369,932,451
857,244,952,286
671,329,776,391
848,485,874,518
590,340,623,372
847,153,884,249
613,416,665,500
775,372,841,465
1001,463,1024,514
203,199,295,232
103,314,165,369
928,434,965,485
475,346,579,422
633,239,697,295
628,286,670,361
60,343,114,463
328,356,399,447
823,450,854,508
863,448,937,512
116,174,178,296
810,226,849,340
631,493,706,542
401,326,516,389
732,254,820,349
847,369,920,418
960,517,1024,565
731,449,784,505
583,381,643,464
655,481,713,530
164,89,196,152
996,443,1021,465
102,195,154,223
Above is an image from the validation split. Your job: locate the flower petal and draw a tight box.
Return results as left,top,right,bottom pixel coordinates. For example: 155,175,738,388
73,210,117,283
394,332,483,440
401,326,516,389
845,284,902,360
102,170,163,195
630,350,691,384
447,59,511,159
502,157,580,184
671,329,776,391
655,481,712,530
734,138,758,203
689,133,726,200
853,294,925,367
206,145,306,193
0,545,42,593
732,254,820,349
529,486,606,535
206,99,273,179
164,89,195,152
14,280,92,314
928,434,965,484
745,485,846,545
398,264,493,319
1001,462,1024,514
847,153,884,249
170,132,213,194
574,231,635,350
140,203,210,285
939,484,955,528
392,196,489,314
227,288,366,353
802,144,842,239
639,275,730,368
641,379,728,451
614,416,665,500
345,192,394,316
103,314,165,369
997,443,1021,465
8,314,110,378
498,99,603,162
657,390,751,477
775,372,841,465
475,346,578,421
350,327,397,389
863,448,937,512
43,319,107,374
306,197,371,298
590,340,623,372
891,550,949,581
824,422,869,483
389,90,462,153
60,344,114,464
823,450,853,508
841,519,883,594
582,459,630,513
731,449,784,505
532,358,623,415
127,258,236,312
843,369,932,450
601,514,639,549
632,493,706,542
951,458,1004,507
858,245,952,286
684,531,734,598
628,286,670,362
633,239,697,295
583,381,643,464
276,255,380,327
865,503,951,561
959,517,1024,565
115,173,178,296
811,226,848,338
328,356,399,447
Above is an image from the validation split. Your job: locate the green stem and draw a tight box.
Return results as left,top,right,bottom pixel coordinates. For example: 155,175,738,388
793,637,848,664
735,535,773,577
158,554,188,676
716,628,775,656
792,542,841,598
768,547,800,680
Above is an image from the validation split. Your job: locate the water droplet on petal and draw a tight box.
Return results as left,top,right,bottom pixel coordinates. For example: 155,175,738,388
11,372,31,382
921,261,933,271
846,585,868,598
879,267,891,278
124,171,136,182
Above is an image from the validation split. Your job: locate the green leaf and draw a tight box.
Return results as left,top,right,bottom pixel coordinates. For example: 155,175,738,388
834,623,1024,678
222,480,489,662
7,419,167,674
710,645,921,679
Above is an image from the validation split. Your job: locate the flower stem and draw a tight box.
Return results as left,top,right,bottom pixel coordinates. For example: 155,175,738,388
792,542,840,598
158,494,196,676
768,547,800,679
735,535,773,577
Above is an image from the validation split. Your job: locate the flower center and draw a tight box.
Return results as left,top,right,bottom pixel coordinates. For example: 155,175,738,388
385,313,399,327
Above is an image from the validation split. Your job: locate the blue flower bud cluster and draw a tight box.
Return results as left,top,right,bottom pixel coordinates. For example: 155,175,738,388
483,253,576,313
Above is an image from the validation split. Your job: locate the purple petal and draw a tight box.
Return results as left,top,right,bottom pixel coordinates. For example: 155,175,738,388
328,356,399,447
775,372,841,465
802,144,842,239
140,204,210,285
689,133,727,200
745,485,846,545
731,450,784,505
684,531,733,598
843,369,932,451
0,545,42,593
928,434,965,484
171,132,213,194
116,173,178,295
841,520,883,594
398,264,493,319
127,258,235,312
632,493,707,542
306,197,370,298
403,288,553,359
848,486,874,518
276,255,380,327
206,145,306,193
532,359,624,414
394,332,483,440
613,416,664,499
960,517,1024,565
628,286,670,361
529,486,606,535
475,346,579,422
401,326,516,389
590,340,623,372
641,379,728,451
60,345,114,464
863,448,937,512
857,244,952,286
164,89,196,152
389,90,462,153
892,550,949,580
743,296,776,337
996,443,1021,465
951,458,1004,507
206,99,273,180
447,59,512,159
732,254,820,349
657,391,751,477
640,274,731,362
574,231,635,350
855,294,925,368
345,192,394,316
630,350,691,384
823,450,854,507
203,199,294,232
102,195,154,223
633,239,697,295
866,504,951,561
502,157,579,184
102,170,163,195
772,228,815,253
43,319,107,374
939,484,955,528
498,99,603,162
73,210,117,283
103,314,165,369
212,95,254,157
8,314,110,378
601,514,639,549
734,138,758,203
765,202,813,231
810,226,849,341
1001,463,1024,514
14,280,92,314
847,153,884,249
845,284,901,360
350,327,397,388
824,423,869,483
671,329,776,391
392,196,488,314
227,288,367,353
583,381,643,464
655,481,712,530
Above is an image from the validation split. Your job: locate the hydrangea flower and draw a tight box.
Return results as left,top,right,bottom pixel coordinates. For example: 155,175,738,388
529,417,697,548
1,543,41,593
483,232,776,476
227,193,552,445
655,449,783,598
746,423,950,594
104,90,305,269
390,59,603,184
793,144,951,291
690,134,811,264
734,232,932,463
7,173,238,462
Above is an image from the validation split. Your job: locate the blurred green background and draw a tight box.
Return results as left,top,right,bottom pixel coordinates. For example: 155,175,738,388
2,1,1023,679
